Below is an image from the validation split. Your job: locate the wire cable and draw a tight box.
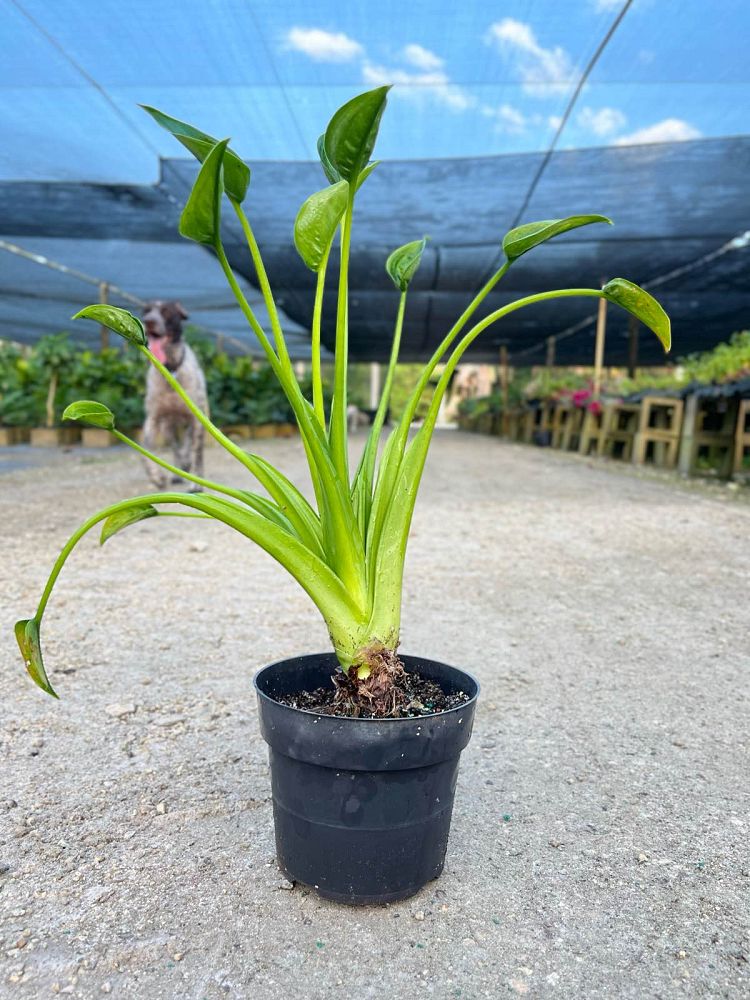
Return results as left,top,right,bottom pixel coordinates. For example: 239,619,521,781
469,0,634,301
512,229,750,362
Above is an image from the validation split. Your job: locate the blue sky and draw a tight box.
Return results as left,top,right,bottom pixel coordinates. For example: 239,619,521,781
1,0,748,181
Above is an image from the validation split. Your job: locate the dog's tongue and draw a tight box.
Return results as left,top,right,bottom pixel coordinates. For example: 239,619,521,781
148,335,167,364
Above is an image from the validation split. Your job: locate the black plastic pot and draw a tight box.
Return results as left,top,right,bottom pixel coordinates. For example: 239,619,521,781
254,652,479,905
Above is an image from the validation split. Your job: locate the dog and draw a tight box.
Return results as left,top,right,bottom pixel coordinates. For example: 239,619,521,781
141,301,207,491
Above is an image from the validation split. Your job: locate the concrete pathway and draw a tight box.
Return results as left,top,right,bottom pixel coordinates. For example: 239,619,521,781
1,433,748,999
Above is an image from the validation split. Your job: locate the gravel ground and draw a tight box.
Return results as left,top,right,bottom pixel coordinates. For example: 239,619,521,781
1,433,748,999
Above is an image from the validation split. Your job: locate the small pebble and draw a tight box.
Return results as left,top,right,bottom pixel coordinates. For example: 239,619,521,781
105,703,136,718
637,853,649,864
189,540,208,553
101,985,112,995
277,878,295,891
172,952,185,962
152,715,185,728
413,910,425,921
156,802,167,815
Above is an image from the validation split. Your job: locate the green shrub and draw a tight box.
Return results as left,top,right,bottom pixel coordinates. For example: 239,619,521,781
682,330,750,384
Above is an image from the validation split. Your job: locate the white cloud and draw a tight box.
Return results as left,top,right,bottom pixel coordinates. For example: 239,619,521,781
548,114,563,130
578,106,627,137
481,102,527,134
591,0,622,10
362,61,474,112
402,43,444,71
285,27,363,62
486,18,574,97
614,117,702,145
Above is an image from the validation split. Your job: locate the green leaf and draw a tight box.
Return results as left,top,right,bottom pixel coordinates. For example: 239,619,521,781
317,134,341,184
503,215,612,262
386,237,428,292
141,105,250,203
179,138,229,246
100,504,158,544
294,180,349,271
63,400,115,430
602,278,671,352
72,305,146,347
15,618,58,698
295,161,381,270
323,87,390,182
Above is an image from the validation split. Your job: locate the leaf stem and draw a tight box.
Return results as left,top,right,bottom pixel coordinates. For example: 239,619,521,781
111,429,257,505
311,247,331,429
401,260,510,431
230,199,293,373
135,345,322,553
329,185,355,483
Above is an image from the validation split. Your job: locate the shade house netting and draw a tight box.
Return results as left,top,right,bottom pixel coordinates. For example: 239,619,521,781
2,0,749,364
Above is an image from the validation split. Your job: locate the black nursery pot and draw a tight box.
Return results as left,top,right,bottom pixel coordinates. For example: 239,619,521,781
254,652,479,905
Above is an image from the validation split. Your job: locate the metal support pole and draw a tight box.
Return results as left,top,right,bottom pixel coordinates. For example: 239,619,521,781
628,315,640,378
546,336,556,369
499,345,509,410
98,281,109,351
369,362,381,409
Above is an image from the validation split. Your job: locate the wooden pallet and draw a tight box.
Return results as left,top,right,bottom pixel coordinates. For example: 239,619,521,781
633,396,684,468
560,406,585,452
521,404,549,444
600,402,640,461
550,401,573,449
497,408,518,439
732,399,750,479
678,393,739,479
578,407,606,456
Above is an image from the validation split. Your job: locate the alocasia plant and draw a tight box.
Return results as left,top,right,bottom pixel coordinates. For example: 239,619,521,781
15,87,670,715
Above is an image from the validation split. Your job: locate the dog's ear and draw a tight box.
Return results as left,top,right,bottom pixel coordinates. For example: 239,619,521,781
162,301,188,339
175,302,189,321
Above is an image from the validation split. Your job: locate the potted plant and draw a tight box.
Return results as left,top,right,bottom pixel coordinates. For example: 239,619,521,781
0,343,34,444
26,333,81,446
14,88,670,904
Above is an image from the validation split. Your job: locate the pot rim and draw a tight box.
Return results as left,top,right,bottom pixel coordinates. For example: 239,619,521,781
253,651,480,724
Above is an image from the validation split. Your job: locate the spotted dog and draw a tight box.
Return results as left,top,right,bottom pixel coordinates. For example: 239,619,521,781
141,301,207,491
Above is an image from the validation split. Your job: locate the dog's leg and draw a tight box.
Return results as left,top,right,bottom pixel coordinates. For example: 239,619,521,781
142,415,168,488
186,420,205,493
170,424,190,484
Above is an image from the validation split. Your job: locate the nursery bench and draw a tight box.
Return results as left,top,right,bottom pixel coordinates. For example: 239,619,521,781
678,392,739,479
600,401,640,461
632,396,684,468
732,399,750,479
578,406,606,456
560,405,585,452
550,401,575,449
